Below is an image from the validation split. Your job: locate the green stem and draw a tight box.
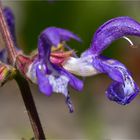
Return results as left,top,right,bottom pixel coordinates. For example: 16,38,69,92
15,73,46,139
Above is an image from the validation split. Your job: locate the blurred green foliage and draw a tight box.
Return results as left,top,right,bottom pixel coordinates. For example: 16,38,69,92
20,1,127,57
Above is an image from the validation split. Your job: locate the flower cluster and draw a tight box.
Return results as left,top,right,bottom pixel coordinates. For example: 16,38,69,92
1,7,140,112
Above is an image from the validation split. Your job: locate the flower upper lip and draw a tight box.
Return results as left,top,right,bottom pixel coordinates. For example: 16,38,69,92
90,16,140,55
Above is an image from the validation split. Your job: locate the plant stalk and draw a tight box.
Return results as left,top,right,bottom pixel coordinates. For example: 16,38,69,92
15,73,46,139
0,2,46,139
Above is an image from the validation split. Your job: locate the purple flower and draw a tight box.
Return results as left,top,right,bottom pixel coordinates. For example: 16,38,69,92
3,8,140,109
2,7,140,110
92,56,139,105
1,7,84,113
27,27,84,112
0,7,18,64
3,7,16,44
64,16,140,105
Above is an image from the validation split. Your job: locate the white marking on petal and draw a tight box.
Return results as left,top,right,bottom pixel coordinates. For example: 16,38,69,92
124,79,134,95
38,64,42,70
63,56,99,77
48,75,69,96
118,67,135,96
38,63,46,71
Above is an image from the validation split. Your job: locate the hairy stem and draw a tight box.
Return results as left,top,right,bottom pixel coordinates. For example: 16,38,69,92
15,73,46,139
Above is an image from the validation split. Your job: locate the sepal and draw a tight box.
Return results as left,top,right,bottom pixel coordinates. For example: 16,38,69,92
0,62,16,86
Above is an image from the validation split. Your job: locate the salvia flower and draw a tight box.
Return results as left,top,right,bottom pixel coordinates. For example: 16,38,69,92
0,7,84,112
64,16,140,105
1,7,140,112
26,27,84,112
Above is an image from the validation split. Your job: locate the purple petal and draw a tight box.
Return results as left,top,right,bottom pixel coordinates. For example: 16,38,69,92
3,7,17,45
65,93,74,113
41,27,60,47
0,49,8,64
106,81,139,105
90,16,140,54
45,27,81,45
56,28,82,42
60,68,83,91
37,27,83,95
38,27,81,60
38,35,51,61
92,56,139,104
93,56,125,83
36,64,52,96
51,64,83,91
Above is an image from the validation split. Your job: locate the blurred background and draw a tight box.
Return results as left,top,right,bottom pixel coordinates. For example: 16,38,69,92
1,1,140,139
